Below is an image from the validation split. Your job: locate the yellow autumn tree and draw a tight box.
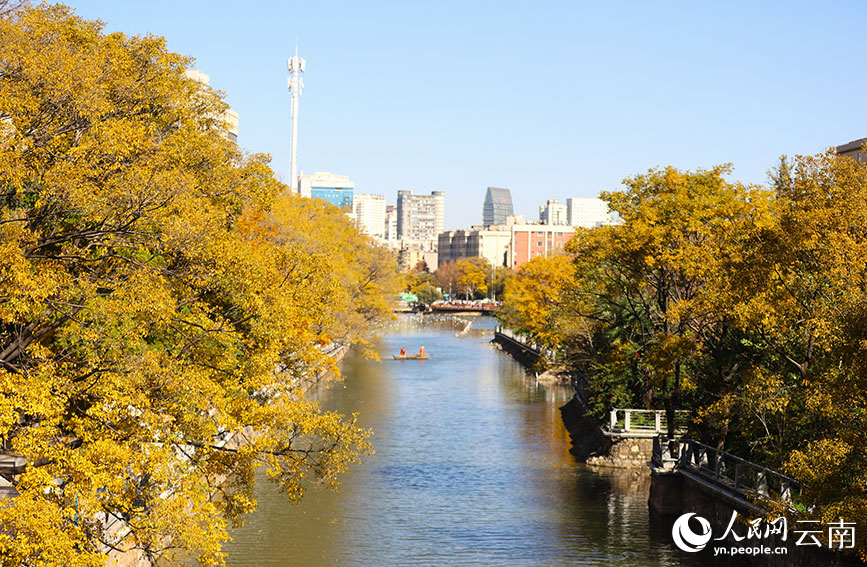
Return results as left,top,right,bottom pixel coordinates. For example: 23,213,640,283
455,257,491,299
522,166,773,428
498,255,575,347
0,5,394,566
722,151,867,556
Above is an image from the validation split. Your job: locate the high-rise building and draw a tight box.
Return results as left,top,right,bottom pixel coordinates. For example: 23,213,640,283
539,199,568,225
384,205,398,241
184,69,239,143
566,197,613,228
353,194,386,238
299,172,354,210
483,187,513,227
396,190,445,244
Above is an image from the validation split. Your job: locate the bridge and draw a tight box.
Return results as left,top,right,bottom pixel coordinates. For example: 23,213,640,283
429,300,500,315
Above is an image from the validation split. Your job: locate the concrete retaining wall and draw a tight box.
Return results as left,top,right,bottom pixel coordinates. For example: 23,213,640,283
649,468,864,566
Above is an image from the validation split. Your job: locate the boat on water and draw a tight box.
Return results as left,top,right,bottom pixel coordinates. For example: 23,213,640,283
392,354,430,360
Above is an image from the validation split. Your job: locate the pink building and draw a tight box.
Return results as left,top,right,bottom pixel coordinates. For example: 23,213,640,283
509,224,575,268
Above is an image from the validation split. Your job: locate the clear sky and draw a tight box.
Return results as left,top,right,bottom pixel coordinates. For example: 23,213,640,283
61,1,867,229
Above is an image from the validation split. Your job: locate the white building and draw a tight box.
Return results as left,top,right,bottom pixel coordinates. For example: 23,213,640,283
438,227,511,267
298,172,355,211
539,199,568,225
353,194,386,238
566,197,613,228
184,69,239,143
384,205,398,241
396,190,445,247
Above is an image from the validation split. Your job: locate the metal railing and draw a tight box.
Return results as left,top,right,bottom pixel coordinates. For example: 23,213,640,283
652,435,802,505
494,326,560,363
607,408,689,437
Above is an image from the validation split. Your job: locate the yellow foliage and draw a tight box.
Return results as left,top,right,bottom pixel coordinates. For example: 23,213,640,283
0,5,393,566
499,255,575,347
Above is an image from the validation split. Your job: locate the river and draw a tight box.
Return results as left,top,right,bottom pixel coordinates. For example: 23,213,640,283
224,315,697,566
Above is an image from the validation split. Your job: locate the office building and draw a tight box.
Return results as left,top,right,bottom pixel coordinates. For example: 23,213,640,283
353,194,386,238
509,224,575,268
299,172,355,210
396,190,445,244
482,187,513,227
566,197,612,228
539,199,568,225
438,227,511,267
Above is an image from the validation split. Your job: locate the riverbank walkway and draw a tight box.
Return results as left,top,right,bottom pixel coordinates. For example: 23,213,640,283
651,435,801,511
493,326,561,363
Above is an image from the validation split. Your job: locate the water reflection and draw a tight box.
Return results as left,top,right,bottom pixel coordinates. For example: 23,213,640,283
225,316,700,566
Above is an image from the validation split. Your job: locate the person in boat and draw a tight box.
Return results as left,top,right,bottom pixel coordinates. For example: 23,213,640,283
419,346,425,356
400,347,406,356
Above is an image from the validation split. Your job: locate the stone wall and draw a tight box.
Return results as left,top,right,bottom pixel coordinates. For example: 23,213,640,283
587,436,654,468
559,397,657,468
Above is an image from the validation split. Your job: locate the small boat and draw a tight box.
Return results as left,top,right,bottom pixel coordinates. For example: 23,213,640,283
392,354,430,360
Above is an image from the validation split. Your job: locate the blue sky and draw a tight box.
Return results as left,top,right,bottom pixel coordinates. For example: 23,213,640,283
63,1,867,229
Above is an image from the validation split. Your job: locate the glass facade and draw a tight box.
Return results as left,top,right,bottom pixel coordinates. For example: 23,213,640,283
311,187,354,210
483,187,513,227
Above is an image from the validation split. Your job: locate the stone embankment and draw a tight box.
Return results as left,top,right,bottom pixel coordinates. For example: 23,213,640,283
491,328,649,467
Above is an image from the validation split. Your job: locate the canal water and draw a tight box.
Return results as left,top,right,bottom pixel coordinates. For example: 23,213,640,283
225,315,696,566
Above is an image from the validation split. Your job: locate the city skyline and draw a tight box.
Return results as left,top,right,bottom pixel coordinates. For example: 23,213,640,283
63,1,867,229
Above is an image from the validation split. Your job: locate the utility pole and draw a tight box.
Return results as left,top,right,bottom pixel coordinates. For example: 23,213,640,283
287,46,305,193
491,259,496,302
